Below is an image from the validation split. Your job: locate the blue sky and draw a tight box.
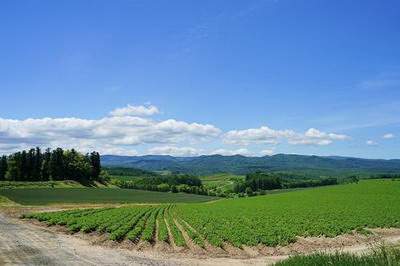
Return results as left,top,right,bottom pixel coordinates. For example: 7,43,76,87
1,0,399,158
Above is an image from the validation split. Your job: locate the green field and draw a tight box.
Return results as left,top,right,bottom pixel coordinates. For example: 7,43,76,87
0,180,87,189
0,188,218,205
24,180,400,248
200,173,244,193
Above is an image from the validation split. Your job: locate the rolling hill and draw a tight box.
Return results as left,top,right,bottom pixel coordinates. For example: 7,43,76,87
101,154,400,176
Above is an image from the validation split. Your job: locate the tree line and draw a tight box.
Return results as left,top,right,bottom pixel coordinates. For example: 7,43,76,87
111,174,206,194
233,171,339,195
0,148,102,184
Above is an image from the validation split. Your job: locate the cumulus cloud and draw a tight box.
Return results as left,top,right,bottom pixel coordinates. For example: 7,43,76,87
383,133,395,139
147,146,199,157
260,149,275,156
210,148,253,156
0,105,221,155
109,104,159,117
366,140,378,146
0,104,353,156
223,126,293,145
224,126,348,146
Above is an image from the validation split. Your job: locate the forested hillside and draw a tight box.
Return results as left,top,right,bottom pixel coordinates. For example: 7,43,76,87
101,154,400,175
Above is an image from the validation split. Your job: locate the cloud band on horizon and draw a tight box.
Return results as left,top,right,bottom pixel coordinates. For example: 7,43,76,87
0,104,350,156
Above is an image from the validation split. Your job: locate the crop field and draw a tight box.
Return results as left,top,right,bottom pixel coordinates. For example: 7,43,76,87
23,180,400,249
0,188,218,205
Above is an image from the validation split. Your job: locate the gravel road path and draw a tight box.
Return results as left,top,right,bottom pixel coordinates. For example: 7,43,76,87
0,213,175,266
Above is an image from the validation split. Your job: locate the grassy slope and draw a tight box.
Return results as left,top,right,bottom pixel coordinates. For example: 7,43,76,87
0,195,14,205
0,188,218,205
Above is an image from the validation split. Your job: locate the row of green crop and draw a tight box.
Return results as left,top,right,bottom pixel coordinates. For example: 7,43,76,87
24,180,400,250
23,204,192,246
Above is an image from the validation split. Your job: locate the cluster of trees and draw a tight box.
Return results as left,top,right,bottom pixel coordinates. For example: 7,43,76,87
0,148,104,184
111,174,207,194
233,172,282,194
233,171,339,195
284,177,338,188
371,174,400,180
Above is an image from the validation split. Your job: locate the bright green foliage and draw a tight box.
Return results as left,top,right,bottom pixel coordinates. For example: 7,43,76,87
178,218,205,248
109,208,150,241
157,207,169,242
24,180,400,249
126,210,153,241
165,206,186,247
141,208,160,242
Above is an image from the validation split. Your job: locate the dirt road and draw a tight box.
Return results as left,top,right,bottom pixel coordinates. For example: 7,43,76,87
0,213,175,266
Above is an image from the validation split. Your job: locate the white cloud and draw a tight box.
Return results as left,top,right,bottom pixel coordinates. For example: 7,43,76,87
0,104,353,156
260,149,275,156
223,126,293,145
109,104,160,117
366,140,378,146
0,105,221,155
147,146,199,157
210,148,253,156
383,133,395,139
224,126,349,146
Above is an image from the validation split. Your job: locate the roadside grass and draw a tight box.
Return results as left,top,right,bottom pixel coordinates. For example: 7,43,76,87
275,245,400,266
0,188,219,205
0,195,17,207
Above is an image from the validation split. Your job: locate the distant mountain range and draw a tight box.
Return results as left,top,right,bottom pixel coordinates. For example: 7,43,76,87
101,154,400,176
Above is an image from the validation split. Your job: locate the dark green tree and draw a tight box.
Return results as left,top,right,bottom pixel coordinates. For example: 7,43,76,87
20,150,28,181
50,148,65,180
5,152,21,181
41,148,51,181
0,155,8,180
89,151,101,181
33,147,43,180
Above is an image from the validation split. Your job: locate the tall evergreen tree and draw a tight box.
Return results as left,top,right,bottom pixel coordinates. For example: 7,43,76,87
20,150,28,181
0,155,8,181
50,148,65,180
27,148,36,181
33,147,43,180
89,151,101,181
6,152,21,181
41,148,51,181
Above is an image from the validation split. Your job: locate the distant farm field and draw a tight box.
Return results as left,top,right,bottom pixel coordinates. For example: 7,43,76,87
0,188,218,205
24,180,400,248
